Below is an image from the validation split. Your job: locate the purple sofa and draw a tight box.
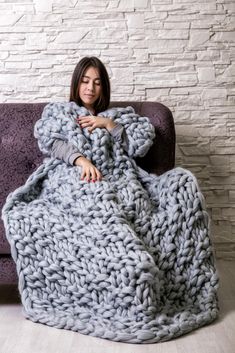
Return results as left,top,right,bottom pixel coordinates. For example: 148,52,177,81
0,101,175,284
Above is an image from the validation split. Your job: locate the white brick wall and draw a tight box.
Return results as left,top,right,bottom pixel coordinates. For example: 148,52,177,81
0,0,234,259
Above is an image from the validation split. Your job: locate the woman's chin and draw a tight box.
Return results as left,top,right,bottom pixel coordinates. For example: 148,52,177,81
82,99,96,107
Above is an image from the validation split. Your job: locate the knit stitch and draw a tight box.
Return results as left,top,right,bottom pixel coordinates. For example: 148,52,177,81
1,102,219,343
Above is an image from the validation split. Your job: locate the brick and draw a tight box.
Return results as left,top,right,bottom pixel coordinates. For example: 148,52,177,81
191,110,210,121
210,136,235,155
222,208,235,219
210,155,230,166
229,191,235,202
197,50,220,61
134,0,149,8
13,4,34,13
153,53,197,61
176,73,198,85
224,2,235,13
175,125,199,137
118,0,134,10
190,2,217,13
133,49,148,62
148,39,188,53
212,222,233,241
212,208,223,220
210,175,235,186
213,31,235,43
151,4,186,11
178,140,210,156
57,30,89,43
23,13,62,26
32,60,54,69
34,0,53,13
0,14,22,26
215,248,235,260
0,52,9,60
112,67,134,83
0,26,42,33
145,12,167,21
107,1,120,9
112,82,133,94
164,22,190,29
228,123,235,136
5,62,31,69
0,4,12,12
198,124,227,137
25,33,47,50
170,87,199,95
198,67,215,82
158,29,189,39
189,29,210,47
206,190,229,204
201,88,227,99
145,88,170,99
127,14,144,28
0,74,16,85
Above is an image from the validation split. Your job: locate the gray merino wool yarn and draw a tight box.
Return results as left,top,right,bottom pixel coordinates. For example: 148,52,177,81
1,102,219,344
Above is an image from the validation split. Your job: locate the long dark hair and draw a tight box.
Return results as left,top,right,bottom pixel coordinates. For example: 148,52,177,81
69,56,110,114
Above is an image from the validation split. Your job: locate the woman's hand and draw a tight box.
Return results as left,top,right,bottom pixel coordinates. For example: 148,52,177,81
77,115,116,133
74,156,102,182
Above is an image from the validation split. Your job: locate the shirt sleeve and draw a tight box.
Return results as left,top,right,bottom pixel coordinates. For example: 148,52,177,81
109,123,129,152
51,123,129,166
51,139,83,166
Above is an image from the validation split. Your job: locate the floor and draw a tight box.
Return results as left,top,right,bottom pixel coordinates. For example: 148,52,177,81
0,259,235,353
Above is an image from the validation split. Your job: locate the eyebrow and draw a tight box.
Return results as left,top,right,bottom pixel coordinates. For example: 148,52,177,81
82,75,100,81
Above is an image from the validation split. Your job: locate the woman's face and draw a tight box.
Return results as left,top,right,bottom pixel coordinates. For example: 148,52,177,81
79,66,101,111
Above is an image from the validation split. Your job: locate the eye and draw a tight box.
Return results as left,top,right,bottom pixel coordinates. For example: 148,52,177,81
95,81,101,86
81,78,89,84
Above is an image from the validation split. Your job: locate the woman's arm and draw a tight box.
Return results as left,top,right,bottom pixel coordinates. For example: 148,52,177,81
51,139,83,166
51,139,102,181
51,121,129,165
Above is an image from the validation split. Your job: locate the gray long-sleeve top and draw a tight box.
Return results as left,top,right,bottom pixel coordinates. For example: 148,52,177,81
51,123,129,165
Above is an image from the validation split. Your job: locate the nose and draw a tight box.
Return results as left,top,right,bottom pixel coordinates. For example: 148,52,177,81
87,81,94,92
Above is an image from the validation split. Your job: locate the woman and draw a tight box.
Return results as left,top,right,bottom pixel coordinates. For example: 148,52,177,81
2,56,219,344
51,56,128,182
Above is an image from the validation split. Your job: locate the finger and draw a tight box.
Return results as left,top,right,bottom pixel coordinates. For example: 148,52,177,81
88,123,97,133
78,116,91,122
80,121,93,128
96,169,103,181
81,167,91,182
90,167,96,182
79,116,95,123
78,119,91,127
80,167,86,180
86,167,92,182
85,168,91,182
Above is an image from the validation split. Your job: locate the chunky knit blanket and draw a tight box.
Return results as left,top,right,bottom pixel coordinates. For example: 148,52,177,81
2,102,219,343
